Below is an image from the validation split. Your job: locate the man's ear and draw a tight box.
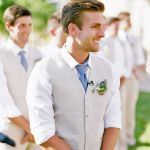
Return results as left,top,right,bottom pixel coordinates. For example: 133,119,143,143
5,22,13,32
68,23,80,36
50,28,56,36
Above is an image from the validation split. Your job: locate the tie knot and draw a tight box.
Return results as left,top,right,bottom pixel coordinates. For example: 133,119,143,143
18,50,25,56
76,63,88,75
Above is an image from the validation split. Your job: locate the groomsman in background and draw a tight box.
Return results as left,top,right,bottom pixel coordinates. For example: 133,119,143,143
41,12,66,58
118,11,146,149
0,4,42,150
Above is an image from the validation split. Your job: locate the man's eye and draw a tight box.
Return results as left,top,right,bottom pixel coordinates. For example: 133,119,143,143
20,24,26,28
92,26,100,29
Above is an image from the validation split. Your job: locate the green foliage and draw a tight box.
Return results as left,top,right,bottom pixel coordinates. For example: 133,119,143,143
0,0,15,35
0,0,57,35
129,92,150,150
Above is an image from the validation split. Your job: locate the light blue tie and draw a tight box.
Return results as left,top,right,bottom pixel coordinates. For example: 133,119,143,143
76,63,88,92
18,51,28,71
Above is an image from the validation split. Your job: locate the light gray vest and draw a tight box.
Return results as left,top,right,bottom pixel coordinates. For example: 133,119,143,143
0,45,41,125
46,54,113,150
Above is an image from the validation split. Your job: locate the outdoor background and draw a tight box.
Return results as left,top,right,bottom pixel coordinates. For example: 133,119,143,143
1,0,150,149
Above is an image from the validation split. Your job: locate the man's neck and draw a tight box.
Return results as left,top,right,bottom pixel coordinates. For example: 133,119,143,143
65,37,89,64
11,38,25,49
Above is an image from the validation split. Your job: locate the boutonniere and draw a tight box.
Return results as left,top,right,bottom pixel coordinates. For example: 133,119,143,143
92,79,107,95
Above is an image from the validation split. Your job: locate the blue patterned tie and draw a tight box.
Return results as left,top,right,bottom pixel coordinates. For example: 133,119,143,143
76,63,88,92
18,51,28,71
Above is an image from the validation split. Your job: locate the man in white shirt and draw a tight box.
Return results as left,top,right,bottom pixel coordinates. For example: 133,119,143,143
27,0,121,150
118,11,146,149
97,17,127,86
0,4,42,150
97,17,130,150
41,12,66,58
0,62,16,147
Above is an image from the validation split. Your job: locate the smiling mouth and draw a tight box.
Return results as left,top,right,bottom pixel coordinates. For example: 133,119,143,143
23,33,29,37
94,40,101,44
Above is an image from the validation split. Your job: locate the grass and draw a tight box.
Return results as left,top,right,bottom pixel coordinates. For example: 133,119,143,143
129,92,150,150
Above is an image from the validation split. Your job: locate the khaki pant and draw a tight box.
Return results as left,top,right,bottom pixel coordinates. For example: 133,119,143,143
118,75,139,150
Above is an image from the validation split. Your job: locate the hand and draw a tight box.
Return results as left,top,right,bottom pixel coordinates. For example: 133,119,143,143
120,76,126,87
21,132,28,144
21,132,35,144
27,132,35,143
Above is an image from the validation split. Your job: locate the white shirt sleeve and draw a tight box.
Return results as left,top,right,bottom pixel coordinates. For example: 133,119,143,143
0,62,22,117
104,65,122,129
133,36,145,66
26,60,55,144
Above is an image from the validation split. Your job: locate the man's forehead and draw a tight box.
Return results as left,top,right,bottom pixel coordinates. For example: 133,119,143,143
82,11,104,20
14,16,32,24
82,11,105,24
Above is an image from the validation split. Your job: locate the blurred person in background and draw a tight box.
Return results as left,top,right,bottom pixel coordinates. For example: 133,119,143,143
26,0,121,150
0,61,16,147
97,17,127,86
0,4,42,150
97,17,130,150
118,11,146,149
41,11,66,58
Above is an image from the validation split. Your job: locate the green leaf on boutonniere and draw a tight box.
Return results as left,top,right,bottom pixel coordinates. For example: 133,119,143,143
92,79,107,95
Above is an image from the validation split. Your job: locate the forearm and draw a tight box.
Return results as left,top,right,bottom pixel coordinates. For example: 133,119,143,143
41,135,71,150
8,115,30,133
101,128,120,150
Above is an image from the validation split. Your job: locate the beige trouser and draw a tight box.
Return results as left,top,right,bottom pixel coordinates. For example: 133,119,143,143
118,75,139,150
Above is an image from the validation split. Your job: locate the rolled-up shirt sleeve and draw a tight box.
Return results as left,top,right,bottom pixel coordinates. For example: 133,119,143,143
104,66,122,129
0,62,22,117
26,59,55,144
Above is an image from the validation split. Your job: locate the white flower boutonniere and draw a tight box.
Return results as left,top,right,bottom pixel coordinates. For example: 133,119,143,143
92,79,107,95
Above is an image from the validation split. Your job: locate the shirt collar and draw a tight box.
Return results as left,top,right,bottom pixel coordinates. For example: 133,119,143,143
61,45,92,69
6,39,28,56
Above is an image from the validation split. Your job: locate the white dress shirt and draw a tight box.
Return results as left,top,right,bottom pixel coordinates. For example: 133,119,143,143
0,61,21,118
40,38,61,58
6,39,28,61
118,30,135,78
97,37,127,78
27,47,121,145
0,39,28,118
0,39,40,118
125,31,145,66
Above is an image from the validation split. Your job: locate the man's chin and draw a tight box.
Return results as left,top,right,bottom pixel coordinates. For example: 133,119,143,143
22,39,28,44
91,47,100,52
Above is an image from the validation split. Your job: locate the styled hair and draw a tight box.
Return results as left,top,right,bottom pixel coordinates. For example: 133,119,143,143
47,11,61,31
50,11,61,24
61,0,105,33
3,4,31,25
106,17,120,25
118,11,130,20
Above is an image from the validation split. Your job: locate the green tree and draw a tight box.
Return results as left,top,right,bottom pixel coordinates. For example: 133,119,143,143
0,0,57,35
0,0,15,35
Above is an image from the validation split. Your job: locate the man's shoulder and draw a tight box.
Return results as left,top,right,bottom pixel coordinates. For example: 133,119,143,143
27,44,42,60
0,45,11,58
27,44,41,54
91,53,113,68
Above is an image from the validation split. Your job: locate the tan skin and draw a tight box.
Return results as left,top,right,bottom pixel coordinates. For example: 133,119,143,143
41,11,120,149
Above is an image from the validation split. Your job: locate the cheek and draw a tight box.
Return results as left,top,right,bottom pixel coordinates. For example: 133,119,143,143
12,29,19,36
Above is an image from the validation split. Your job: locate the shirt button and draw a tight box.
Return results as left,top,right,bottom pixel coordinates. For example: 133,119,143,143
86,115,88,118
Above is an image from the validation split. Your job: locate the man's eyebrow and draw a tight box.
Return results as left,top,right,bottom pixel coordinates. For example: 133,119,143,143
91,23,102,27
